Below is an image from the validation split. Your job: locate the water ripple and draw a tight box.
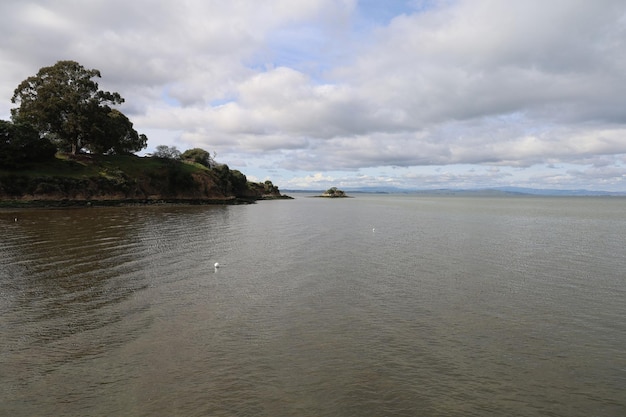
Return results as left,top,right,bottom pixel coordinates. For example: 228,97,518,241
2,198,626,416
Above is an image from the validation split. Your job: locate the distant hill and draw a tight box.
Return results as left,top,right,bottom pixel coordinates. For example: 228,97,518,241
0,154,290,207
286,186,626,197
487,186,626,196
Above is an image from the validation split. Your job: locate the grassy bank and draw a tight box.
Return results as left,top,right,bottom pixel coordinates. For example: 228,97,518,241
0,153,288,206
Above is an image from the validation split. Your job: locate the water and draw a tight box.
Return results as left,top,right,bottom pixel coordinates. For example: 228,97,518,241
1,195,625,416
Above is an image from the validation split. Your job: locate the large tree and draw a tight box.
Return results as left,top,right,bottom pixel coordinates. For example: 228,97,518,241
11,60,146,155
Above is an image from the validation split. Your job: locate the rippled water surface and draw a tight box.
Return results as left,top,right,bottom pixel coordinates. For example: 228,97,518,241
1,195,625,416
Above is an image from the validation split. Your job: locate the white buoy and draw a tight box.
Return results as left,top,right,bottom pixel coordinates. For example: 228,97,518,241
14,217,18,222
214,262,220,268
372,227,375,232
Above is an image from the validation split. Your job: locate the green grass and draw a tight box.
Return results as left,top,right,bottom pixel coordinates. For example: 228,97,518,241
0,156,97,178
0,153,207,179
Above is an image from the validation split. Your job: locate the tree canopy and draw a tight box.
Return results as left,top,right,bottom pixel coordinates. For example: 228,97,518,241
212,163,248,195
0,120,57,168
323,187,346,197
85,107,147,154
181,148,216,167
153,145,182,159
11,60,146,155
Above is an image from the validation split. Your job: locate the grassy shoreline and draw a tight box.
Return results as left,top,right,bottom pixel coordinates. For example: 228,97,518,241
1,153,290,206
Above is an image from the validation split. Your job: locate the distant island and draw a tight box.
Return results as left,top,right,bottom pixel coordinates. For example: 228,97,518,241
316,187,350,198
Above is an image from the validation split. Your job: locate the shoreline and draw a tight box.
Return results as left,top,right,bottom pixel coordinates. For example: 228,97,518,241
0,195,292,209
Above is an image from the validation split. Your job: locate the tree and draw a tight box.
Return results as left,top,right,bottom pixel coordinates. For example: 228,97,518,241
229,169,248,193
85,107,147,154
212,163,249,195
0,120,56,168
324,187,345,197
153,145,181,159
10,60,146,155
264,180,278,194
181,148,215,167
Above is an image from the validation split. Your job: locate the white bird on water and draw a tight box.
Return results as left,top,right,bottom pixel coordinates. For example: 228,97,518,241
214,262,220,270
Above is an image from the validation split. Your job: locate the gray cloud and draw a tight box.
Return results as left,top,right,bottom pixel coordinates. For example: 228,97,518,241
1,0,626,190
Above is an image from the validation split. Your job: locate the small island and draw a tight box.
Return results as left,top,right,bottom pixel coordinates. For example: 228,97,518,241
317,187,350,198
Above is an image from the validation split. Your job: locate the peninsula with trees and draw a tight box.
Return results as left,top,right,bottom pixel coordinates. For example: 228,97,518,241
0,61,290,206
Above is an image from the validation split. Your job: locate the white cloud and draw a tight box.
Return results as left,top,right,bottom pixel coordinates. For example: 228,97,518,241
2,0,626,190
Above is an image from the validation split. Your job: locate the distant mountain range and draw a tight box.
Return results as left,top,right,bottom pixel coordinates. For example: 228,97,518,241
479,187,625,196
286,186,626,196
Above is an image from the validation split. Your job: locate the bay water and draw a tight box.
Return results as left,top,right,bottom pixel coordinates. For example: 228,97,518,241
1,194,625,416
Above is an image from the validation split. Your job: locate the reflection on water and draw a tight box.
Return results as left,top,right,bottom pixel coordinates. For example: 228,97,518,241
1,197,626,416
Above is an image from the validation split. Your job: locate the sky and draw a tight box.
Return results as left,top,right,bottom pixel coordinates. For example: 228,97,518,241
1,0,626,191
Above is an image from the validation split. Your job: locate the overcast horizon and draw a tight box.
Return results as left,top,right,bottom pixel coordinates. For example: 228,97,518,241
2,1,626,191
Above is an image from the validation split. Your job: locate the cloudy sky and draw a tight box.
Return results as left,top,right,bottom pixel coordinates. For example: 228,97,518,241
1,0,626,191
